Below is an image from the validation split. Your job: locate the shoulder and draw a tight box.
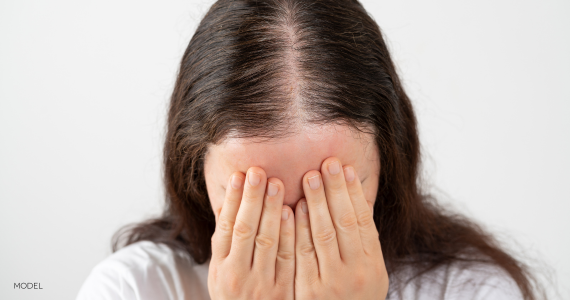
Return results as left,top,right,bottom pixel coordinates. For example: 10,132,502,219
440,261,523,299
76,241,210,300
387,260,524,300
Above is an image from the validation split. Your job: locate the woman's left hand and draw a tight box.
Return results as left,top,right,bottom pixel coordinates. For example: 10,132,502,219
294,157,389,300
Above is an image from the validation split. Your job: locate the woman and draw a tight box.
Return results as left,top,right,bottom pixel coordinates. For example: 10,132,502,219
77,0,540,299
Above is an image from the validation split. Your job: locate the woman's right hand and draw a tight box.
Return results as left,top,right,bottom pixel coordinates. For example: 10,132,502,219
208,167,295,300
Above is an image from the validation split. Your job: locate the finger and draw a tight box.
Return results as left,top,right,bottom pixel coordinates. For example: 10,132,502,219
212,172,245,260
303,170,341,273
228,167,267,270
295,199,319,287
320,158,363,263
252,178,285,278
275,205,295,289
343,165,381,256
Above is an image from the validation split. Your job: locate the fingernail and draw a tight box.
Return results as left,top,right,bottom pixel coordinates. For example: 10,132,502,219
308,175,320,190
301,200,308,214
328,161,340,175
344,166,355,182
248,171,261,186
282,208,289,220
231,175,243,189
267,182,279,196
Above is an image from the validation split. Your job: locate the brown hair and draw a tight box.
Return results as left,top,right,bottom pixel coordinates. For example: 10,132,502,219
112,0,540,298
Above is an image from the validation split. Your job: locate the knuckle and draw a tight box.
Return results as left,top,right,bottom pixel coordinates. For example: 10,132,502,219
351,271,367,290
314,227,337,245
242,189,260,204
329,179,345,191
255,233,276,249
330,279,343,296
355,210,375,229
233,219,255,240
217,216,235,234
276,249,294,261
338,212,358,230
281,225,294,238
251,289,262,300
312,194,327,205
225,193,241,205
299,243,316,256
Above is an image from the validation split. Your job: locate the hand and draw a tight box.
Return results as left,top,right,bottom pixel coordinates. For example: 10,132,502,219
208,167,295,300
294,157,389,300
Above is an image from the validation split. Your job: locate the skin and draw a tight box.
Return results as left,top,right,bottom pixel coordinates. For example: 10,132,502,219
204,124,380,212
204,124,388,299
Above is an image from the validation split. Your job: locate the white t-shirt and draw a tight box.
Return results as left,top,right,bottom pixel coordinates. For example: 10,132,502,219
76,241,523,300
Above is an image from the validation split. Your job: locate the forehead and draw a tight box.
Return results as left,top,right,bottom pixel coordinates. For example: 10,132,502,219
205,124,379,187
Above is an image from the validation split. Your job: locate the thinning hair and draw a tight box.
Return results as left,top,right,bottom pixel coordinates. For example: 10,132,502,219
112,1,541,299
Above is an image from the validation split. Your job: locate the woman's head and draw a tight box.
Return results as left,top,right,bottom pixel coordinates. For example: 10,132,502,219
114,0,539,298
165,0,419,263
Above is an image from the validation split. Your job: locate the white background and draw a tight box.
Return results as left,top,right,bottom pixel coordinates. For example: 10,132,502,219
1,0,568,299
